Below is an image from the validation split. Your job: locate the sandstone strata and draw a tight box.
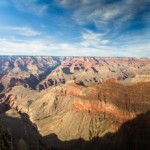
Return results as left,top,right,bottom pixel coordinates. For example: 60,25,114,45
0,56,150,150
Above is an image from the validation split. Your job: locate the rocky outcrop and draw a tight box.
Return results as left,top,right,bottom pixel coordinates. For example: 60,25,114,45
1,80,150,149
37,57,150,90
0,56,60,91
0,56,150,91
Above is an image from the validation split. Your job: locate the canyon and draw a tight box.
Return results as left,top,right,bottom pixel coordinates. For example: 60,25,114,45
0,56,150,150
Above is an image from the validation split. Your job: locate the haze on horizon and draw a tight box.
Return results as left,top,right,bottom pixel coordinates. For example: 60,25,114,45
0,0,150,57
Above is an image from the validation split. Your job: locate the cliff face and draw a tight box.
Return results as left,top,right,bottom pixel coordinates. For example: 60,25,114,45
37,57,150,89
2,80,150,149
0,56,59,91
0,56,150,150
1,56,150,92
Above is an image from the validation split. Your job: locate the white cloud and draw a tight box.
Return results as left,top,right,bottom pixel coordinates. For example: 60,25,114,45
100,40,109,45
80,30,109,47
56,0,150,33
0,26,41,36
0,38,51,55
57,0,124,21
0,34,149,57
87,4,124,22
11,0,48,16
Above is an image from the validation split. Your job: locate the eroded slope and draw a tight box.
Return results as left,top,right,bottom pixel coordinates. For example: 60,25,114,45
2,80,150,149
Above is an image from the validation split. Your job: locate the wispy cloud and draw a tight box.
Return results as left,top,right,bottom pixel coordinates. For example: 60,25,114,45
0,0,149,57
56,0,150,32
0,38,111,56
0,26,41,36
11,0,48,16
0,34,149,57
56,0,150,57
0,38,49,55
80,30,109,47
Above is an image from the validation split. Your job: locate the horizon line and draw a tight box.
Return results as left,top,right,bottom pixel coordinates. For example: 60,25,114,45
0,55,149,59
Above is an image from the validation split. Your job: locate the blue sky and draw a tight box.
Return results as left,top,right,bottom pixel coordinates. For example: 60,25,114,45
0,0,150,57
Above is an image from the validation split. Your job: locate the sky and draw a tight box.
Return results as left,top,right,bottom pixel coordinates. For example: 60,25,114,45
0,0,150,57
